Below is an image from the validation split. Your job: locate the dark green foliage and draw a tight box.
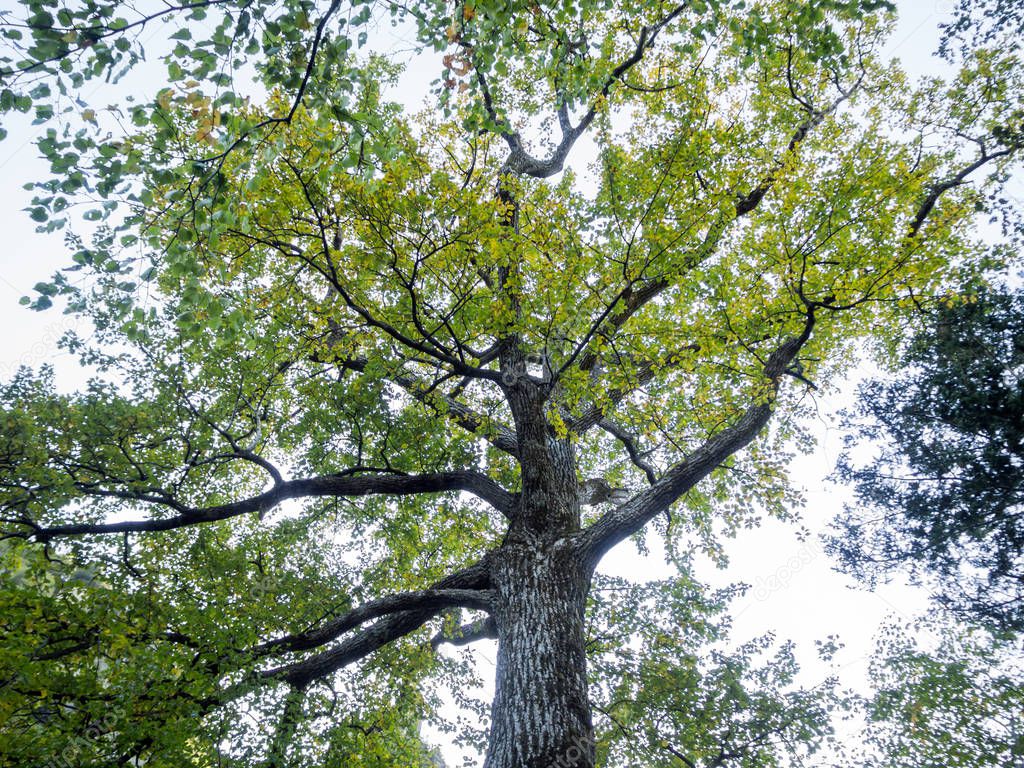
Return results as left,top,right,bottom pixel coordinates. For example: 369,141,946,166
832,286,1024,632
940,0,1024,59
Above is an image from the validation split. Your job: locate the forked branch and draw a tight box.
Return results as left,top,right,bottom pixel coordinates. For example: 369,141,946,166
262,561,491,689
481,3,691,179
253,587,493,657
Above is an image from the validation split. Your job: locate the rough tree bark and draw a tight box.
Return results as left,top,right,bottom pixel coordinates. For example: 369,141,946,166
476,367,595,767
484,539,594,768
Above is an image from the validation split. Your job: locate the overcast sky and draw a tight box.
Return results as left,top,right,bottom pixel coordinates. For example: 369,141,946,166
0,1,994,763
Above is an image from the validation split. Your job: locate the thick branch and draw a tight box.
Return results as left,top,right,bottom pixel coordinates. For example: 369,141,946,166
571,134,1019,568
430,616,498,649
567,361,659,435
264,685,304,768
390,372,519,457
735,85,859,215
32,470,513,541
494,3,690,179
572,278,672,377
263,561,491,689
253,588,493,657
909,144,1018,238
575,319,815,569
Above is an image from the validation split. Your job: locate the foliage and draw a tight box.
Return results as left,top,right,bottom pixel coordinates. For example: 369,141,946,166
855,613,1024,768
0,0,893,239
0,0,1021,765
832,286,1024,632
588,574,852,768
941,0,1024,59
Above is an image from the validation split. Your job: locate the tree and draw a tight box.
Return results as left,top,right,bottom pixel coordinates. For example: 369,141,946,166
587,575,852,768
831,286,1024,632
0,1,1021,766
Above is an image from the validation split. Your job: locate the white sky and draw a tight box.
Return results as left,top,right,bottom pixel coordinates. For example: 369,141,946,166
0,1,998,764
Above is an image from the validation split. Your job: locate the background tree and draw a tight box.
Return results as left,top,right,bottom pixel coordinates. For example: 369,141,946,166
832,285,1024,632
587,575,852,768
941,0,1024,59
0,1,1022,766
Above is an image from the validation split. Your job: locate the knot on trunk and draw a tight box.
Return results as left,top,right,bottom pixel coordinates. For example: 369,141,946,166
578,478,630,506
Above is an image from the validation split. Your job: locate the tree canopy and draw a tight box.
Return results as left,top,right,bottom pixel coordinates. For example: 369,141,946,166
941,0,1024,59
0,1,1022,766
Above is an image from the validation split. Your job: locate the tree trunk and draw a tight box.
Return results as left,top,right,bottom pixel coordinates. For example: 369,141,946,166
483,539,594,768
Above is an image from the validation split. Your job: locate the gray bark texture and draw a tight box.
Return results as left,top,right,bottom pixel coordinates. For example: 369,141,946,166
477,374,596,768
484,540,594,768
